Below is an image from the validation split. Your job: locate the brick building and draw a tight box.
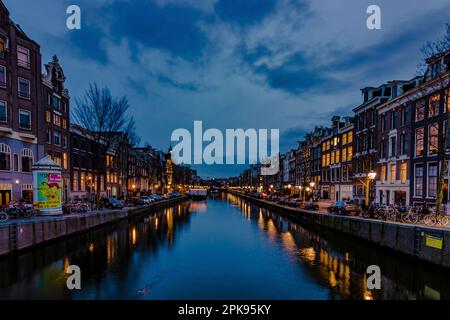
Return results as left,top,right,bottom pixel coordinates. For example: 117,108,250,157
0,3,44,203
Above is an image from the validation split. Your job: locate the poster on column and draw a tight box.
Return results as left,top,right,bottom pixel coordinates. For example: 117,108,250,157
35,172,62,210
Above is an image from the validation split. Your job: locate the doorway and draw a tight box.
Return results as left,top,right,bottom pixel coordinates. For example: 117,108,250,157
0,190,11,206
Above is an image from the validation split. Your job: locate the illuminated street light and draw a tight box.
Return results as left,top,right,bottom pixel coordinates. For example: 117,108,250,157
309,182,316,188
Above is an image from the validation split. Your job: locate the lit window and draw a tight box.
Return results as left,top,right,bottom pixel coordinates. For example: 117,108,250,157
46,110,51,123
428,123,439,155
429,95,440,117
415,127,424,156
415,100,425,121
390,164,396,184
415,165,424,197
400,163,407,184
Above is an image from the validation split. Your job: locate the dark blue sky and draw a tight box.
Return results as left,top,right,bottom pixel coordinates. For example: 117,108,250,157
4,0,450,178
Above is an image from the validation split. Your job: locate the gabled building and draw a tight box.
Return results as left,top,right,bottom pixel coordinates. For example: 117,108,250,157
375,78,421,205
42,55,70,202
409,51,450,208
320,116,354,201
0,3,44,203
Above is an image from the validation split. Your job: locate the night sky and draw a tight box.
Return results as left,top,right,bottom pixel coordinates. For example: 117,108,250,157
4,0,450,177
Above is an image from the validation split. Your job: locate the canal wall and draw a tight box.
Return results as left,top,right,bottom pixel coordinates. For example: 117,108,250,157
0,197,188,258
231,192,450,269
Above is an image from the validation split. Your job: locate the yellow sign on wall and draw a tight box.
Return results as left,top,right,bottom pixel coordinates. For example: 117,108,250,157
425,235,443,250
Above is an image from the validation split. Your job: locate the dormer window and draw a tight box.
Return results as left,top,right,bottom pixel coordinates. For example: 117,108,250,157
431,61,441,79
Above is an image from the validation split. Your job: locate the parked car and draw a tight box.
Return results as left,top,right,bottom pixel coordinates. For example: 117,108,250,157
126,197,146,207
250,191,260,198
100,198,124,209
327,201,361,215
286,198,303,208
303,203,319,211
140,196,155,204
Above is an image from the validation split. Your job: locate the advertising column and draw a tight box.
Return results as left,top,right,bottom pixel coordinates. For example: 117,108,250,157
32,156,63,216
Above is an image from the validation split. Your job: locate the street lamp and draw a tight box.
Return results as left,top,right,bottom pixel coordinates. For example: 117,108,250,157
365,171,377,205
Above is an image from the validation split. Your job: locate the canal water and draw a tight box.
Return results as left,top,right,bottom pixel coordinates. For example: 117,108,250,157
0,193,448,300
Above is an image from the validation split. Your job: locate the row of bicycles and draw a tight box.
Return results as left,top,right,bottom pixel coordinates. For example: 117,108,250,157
62,201,93,214
0,201,36,222
361,204,450,227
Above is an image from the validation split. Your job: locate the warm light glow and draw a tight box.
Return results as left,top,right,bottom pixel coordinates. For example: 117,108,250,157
132,184,136,189
270,185,274,189
309,182,316,188
306,187,311,192
368,171,377,180
288,184,292,189
15,179,20,185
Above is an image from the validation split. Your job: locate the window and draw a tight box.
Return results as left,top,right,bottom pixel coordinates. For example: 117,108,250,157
401,106,409,126
342,134,347,145
390,136,396,157
342,148,347,162
21,148,33,172
415,100,425,121
53,114,61,126
47,92,52,105
347,131,353,144
0,100,6,122
415,164,424,197
18,78,30,99
431,62,441,79
53,130,61,146
17,46,30,68
0,66,6,88
62,117,67,129
0,143,10,171
391,110,398,129
73,172,79,191
347,147,353,161
400,163,407,184
52,96,61,110
381,114,388,132
80,172,86,191
428,123,439,155
429,94,440,117
381,165,386,182
390,164,396,184
428,163,438,198
415,127,424,156
46,128,51,144
63,153,68,170
45,110,51,123
381,139,388,159
19,110,31,129
63,134,68,148
401,133,408,155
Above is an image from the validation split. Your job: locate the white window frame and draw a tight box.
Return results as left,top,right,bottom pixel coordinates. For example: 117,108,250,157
414,163,424,197
0,143,11,172
17,46,30,68
18,77,30,99
427,162,439,198
18,109,31,130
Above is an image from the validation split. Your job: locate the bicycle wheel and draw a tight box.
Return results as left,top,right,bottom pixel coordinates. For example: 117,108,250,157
409,214,420,224
439,215,450,227
423,215,437,226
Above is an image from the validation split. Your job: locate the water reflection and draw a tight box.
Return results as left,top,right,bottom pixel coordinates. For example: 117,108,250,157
227,193,450,300
0,195,448,300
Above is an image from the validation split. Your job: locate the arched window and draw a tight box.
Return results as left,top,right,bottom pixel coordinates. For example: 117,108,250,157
21,148,33,172
0,143,10,171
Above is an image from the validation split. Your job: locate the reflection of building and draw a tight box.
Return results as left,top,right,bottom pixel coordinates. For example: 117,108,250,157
42,55,70,203
0,3,44,203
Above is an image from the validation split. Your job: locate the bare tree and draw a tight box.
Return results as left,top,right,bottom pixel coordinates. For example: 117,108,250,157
73,83,136,205
420,25,450,217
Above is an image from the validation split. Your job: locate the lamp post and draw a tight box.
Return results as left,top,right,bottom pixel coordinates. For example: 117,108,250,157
309,182,316,200
365,171,377,205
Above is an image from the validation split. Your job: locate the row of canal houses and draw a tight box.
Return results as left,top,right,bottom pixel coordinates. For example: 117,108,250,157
0,2,199,205
236,50,450,208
